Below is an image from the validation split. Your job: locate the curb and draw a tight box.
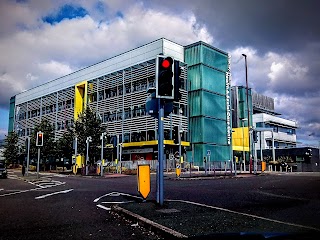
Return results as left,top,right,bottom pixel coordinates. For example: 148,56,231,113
112,205,188,239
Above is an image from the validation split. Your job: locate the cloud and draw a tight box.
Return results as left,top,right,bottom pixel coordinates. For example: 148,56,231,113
229,46,320,147
0,1,213,110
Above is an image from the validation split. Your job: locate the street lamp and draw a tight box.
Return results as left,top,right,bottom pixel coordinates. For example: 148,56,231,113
241,118,248,172
242,53,252,174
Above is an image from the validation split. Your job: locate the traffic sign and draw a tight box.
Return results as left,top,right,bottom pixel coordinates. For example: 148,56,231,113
207,150,211,156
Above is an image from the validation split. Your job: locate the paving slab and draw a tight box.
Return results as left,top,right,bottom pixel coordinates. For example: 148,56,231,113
113,200,319,239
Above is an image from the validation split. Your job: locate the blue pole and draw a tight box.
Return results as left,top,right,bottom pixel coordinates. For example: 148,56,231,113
157,98,164,206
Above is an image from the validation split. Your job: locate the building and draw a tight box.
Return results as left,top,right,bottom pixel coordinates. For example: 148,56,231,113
251,92,297,151
8,38,231,168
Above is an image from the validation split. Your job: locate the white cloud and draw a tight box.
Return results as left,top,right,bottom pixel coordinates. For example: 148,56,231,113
0,1,213,111
38,60,73,77
268,62,284,81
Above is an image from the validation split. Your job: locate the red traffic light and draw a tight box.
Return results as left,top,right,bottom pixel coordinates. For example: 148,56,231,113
162,59,171,68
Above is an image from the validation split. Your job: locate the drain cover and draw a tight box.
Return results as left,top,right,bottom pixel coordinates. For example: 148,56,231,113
156,208,181,213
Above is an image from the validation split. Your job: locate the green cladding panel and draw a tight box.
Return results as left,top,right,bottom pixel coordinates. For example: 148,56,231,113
185,41,230,163
8,96,15,133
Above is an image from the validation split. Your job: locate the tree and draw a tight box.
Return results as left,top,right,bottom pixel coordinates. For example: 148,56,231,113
73,107,105,164
3,131,19,166
56,128,74,160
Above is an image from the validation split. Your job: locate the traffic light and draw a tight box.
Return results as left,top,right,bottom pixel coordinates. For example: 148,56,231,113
36,131,43,146
156,56,174,99
173,126,179,144
253,130,258,143
174,60,182,101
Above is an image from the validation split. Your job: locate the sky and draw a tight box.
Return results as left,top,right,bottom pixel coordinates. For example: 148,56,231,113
0,0,319,146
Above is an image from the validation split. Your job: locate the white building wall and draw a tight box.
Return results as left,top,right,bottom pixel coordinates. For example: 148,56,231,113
253,113,297,150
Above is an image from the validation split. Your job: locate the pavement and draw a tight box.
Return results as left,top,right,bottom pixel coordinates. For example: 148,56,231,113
110,171,319,239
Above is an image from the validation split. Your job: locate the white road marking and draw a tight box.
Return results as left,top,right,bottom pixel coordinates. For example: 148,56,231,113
93,192,118,203
256,191,308,201
0,188,4,191
168,199,320,232
101,201,134,204
93,191,143,203
35,189,73,199
0,188,42,197
97,204,111,211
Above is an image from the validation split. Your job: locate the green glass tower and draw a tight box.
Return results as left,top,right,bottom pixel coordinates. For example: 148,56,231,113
185,42,231,166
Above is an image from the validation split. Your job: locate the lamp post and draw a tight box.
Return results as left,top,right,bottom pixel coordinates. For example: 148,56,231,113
242,53,252,174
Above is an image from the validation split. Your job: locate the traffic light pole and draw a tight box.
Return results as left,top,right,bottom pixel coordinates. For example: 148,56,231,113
157,98,164,206
26,137,30,177
37,147,40,179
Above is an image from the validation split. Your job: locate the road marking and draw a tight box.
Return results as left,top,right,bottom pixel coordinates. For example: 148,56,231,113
35,189,73,199
168,199,320,232
101,201,134,204
256,191,309,201
0,188,4,191
0,188,42,197
97,204,111,211
93,192,118,203
93,191,143,203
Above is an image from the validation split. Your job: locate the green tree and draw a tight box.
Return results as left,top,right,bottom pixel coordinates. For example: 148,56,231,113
3,131,19,166
56,128,74,160
73,107,104,164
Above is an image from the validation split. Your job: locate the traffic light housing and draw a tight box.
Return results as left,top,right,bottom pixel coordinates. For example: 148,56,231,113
253,130,258,143
36,131,43,146
174,60,182,101
156,56,174,99
173,126,179,144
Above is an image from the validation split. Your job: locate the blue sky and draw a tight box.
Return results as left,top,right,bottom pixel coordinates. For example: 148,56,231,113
0,0,319,146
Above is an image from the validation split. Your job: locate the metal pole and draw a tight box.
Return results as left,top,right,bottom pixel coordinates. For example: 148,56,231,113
242,54,252,173
254,137,257,174
260,131,263,164
86,138,89,176
26,137,30,176
37,147,40,179
101,134,104,177
242,120,245,172
157,98,164,206
178,108,182,171
74,137,77,175
272,130,275,162
116,135,119,173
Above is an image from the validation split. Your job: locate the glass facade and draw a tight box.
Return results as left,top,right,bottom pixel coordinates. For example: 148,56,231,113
185,42,230,165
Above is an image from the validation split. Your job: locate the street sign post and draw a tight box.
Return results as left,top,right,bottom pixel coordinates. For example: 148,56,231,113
207,150,211,173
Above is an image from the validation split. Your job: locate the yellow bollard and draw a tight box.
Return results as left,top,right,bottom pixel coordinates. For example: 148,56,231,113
262,161,266,172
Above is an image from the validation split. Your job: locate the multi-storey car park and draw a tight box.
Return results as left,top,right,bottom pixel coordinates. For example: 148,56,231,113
8,38,232,170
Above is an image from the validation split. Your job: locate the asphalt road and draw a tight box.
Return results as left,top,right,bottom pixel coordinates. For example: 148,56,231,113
0,170,319,239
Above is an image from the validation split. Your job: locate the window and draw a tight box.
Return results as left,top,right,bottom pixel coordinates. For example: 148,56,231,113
66,100,72,109
98,90,104,101
256,122,263,127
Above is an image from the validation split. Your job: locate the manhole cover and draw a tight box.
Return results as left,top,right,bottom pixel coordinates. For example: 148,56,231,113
156,208,181,213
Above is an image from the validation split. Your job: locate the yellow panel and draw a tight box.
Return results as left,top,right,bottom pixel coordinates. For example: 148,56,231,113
122,140,158,147
232,127,250,152
74,81,88,120
122,140,190,147
137,164,150,199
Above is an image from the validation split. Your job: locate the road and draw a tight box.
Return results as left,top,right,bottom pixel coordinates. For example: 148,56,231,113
0,170,319,239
